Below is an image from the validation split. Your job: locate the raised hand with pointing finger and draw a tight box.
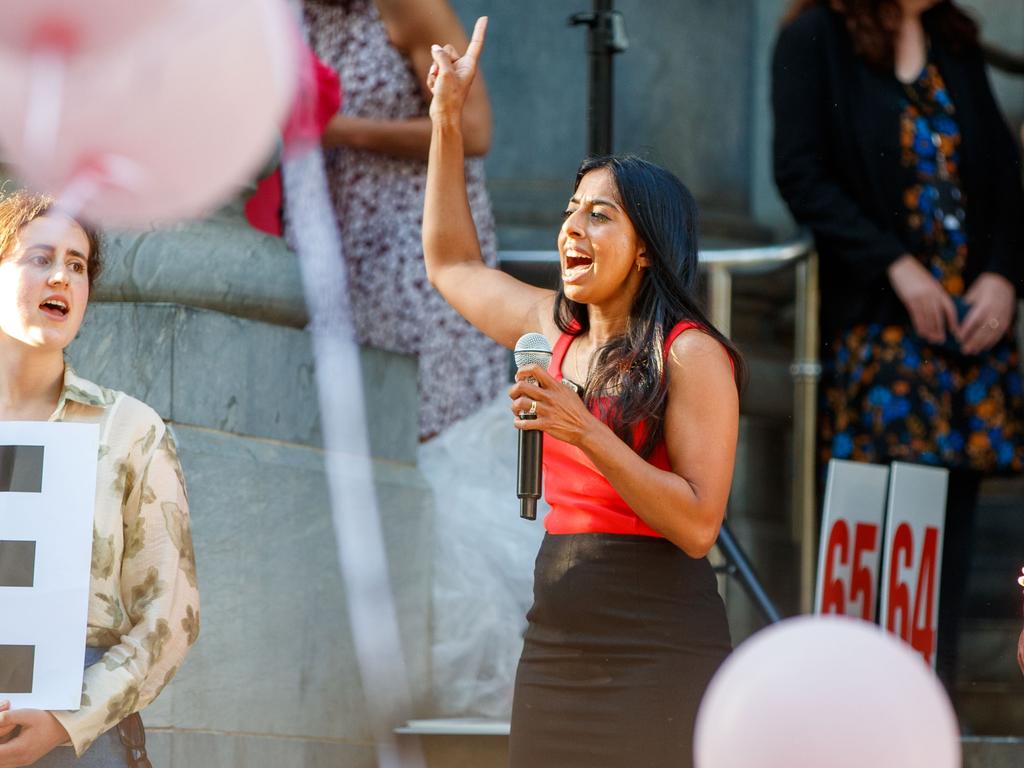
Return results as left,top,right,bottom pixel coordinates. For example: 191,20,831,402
427,17,487,122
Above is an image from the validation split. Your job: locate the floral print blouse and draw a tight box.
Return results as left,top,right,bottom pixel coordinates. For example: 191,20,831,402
821,63,1024,473
47,367,199,756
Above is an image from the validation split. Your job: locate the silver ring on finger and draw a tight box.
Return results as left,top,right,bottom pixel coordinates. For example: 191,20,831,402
528,399,537,416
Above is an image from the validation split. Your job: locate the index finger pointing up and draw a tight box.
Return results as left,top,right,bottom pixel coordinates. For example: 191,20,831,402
463,16,488,67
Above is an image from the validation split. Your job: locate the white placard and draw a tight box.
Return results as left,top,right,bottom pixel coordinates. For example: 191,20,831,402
0,422,99,709
814,459,890,621
879,461,948,668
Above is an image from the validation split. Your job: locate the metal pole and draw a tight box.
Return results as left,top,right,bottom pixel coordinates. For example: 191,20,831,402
705,263,732,597
570,1,628,157
708,264,732,337
589,0,614,155
792,252,821,613
717,521,783,624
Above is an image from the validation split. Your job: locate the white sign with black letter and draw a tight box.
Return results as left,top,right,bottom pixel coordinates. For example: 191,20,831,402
0,421,99,709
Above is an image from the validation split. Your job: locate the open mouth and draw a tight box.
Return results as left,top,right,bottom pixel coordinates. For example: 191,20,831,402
39,299,70,318
563,248,593,282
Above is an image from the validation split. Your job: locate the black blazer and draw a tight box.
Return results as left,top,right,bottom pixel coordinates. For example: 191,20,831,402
772,6,1024,340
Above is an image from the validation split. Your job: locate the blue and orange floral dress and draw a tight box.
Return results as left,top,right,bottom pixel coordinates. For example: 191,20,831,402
821,62,1024,474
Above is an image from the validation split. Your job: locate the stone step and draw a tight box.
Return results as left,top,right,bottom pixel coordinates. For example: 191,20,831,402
399,724,1024,768
955,618,1022,735
954,475,1024,738
958,619,1023,684
963,737,1024,767
955,618,1022,736
967,481,1024,617
959,684,1024,737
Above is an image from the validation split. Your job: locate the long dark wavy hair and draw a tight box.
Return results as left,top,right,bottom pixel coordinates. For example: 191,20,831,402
553,155,744,459
783,0,978,69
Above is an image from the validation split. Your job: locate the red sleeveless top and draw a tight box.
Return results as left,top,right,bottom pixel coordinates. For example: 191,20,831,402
543,320,702,537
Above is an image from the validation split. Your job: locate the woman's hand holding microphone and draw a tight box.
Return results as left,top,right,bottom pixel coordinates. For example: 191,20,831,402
509,365,601,448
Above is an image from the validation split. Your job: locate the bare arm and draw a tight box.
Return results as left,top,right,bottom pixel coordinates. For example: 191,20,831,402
423,17,555,349
321,115,435,158
511,331,739,557
322,0,491,159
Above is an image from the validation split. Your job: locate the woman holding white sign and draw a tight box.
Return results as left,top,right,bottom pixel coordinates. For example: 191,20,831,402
0,191,199,767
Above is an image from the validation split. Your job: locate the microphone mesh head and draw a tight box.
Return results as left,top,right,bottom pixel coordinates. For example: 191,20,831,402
514,332,552,370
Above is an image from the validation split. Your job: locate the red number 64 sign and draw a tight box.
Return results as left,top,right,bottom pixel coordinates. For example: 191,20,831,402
879,463,948,667
815,460,948,669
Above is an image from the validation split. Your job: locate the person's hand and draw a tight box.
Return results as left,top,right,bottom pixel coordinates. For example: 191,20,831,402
887,254,960,344
1018,625,1024,678
0,702,13,743
510,364,600,447
0,709,69,767
1017,568,1024,677
958,272,1017,356
426,17,487,124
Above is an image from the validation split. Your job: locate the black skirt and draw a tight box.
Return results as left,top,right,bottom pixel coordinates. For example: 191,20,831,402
509,533,731,768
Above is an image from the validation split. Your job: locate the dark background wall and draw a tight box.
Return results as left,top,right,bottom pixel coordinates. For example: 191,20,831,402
448,0,1024,247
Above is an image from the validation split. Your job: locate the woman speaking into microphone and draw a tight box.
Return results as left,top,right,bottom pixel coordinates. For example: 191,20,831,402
423,19,742,767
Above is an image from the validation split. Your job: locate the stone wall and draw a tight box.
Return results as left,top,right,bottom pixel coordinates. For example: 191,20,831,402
67,302,432,767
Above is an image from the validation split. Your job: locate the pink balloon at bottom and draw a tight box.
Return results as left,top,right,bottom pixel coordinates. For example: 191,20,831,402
694,616,960,768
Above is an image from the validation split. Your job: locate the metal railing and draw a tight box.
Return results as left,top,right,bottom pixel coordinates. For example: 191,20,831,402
702,235,819,616
984,42,1024,76
500,232,820,612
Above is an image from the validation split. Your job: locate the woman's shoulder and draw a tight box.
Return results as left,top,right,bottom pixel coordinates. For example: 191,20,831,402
664,322,735,382
109,392,166,434
65,369,168,449
666,323,727,360
782,5,836,35
664,319,702,347
776,5,841,53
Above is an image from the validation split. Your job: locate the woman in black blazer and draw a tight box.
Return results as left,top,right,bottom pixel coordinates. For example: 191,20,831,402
773,0,1024,697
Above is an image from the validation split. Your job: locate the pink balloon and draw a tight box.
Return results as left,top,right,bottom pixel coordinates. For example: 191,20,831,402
0,0,297,226
0,0,178,53
694,616,960,768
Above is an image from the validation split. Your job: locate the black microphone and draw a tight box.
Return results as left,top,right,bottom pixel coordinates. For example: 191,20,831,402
514,333,552,520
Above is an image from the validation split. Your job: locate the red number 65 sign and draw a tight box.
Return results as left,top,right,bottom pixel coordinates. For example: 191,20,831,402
815,461,889,622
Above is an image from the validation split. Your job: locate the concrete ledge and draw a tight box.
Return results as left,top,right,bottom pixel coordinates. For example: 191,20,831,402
397,718,510,736
393,723,1024,768
963,736,1024,767
95,221,308,329
68,302,419,464
146,729,374,768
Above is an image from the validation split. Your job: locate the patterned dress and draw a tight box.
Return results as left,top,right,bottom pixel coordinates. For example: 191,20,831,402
821,63,1024,474
303,0,506,440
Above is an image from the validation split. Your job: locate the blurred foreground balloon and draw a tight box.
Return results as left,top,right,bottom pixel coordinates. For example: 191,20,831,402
694,616,960,768
0,0,297,226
